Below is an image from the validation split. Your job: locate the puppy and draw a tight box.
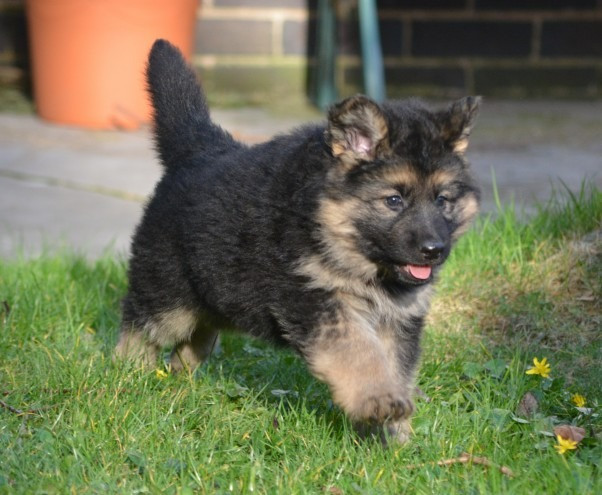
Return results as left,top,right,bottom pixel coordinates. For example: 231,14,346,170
115,39,481,443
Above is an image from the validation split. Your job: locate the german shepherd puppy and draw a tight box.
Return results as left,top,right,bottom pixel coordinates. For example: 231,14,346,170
115,40,481,443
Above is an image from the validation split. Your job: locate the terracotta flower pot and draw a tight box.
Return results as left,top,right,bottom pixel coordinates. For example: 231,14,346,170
26,0,198,130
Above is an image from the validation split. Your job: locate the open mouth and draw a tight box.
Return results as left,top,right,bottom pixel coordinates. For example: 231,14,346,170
398,264,433,284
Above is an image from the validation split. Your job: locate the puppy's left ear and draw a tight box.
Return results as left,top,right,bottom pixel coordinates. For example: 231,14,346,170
439,96,481,154
326,95,390,165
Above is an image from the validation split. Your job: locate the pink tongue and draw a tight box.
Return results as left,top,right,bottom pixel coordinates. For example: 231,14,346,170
408,265,432,280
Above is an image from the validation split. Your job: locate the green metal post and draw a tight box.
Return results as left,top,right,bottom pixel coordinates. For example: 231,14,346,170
311,0,338,110
358,0,386,101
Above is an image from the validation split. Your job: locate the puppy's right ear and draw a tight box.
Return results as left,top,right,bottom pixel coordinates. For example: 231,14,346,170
325,95,390,167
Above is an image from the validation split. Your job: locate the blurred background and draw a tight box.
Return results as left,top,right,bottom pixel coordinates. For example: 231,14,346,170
0,0,600,257
2,0,602,111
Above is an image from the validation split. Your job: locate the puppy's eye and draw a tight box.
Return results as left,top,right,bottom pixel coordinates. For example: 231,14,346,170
385,195,403,209
435,194,449,207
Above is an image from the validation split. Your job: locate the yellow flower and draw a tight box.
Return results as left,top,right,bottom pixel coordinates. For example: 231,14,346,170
155,368,168,379
554,435,578,455
525,357,551,378
571,393,586,408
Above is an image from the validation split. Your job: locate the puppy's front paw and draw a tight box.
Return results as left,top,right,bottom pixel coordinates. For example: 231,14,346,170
355,417,413,446
348,385,414,423
365,392,414,422
385,418,412,444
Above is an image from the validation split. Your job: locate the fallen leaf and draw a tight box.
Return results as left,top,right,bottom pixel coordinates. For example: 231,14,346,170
271,389,299,398
516,391,539,417
538,430,556,438
554,425,586,443
511,414,530,424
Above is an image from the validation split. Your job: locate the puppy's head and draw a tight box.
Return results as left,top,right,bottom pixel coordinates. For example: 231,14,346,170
318,95,481,286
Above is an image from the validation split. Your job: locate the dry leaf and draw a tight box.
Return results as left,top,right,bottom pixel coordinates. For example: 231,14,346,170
406,452,514,478
516,391,539,417
554,425,586,443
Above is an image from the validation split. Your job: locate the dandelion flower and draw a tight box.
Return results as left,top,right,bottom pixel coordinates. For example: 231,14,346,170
155,368,168,379
571,393,586,408
525,357,551,378
554,435,578,455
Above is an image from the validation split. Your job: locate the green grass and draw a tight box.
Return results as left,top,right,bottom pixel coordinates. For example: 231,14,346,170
1,185,600,494
0,87,34,114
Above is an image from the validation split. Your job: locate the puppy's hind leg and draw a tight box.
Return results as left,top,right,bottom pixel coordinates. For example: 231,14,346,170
170,324,220,373
114,325,160,367
115,306,200,368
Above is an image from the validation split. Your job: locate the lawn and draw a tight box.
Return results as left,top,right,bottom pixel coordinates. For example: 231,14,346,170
1,184,600,494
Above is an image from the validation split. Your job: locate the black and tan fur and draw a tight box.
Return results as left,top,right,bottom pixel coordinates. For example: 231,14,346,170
115,40,481,443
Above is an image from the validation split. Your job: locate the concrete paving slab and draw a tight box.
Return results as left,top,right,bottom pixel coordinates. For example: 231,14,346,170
0,175,143,258
469,145,602,213
0,115,159,199
1,100,600,259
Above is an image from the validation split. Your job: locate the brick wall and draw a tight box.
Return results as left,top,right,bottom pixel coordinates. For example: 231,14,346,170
1,0,601,103
196,0,602,101
194,0,312,105
356,0,602,98
0,0,28,87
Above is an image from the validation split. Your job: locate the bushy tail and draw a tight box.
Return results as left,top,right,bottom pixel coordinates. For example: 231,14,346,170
146,39,239,170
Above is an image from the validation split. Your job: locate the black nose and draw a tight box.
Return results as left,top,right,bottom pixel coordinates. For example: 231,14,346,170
420,241,445,261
